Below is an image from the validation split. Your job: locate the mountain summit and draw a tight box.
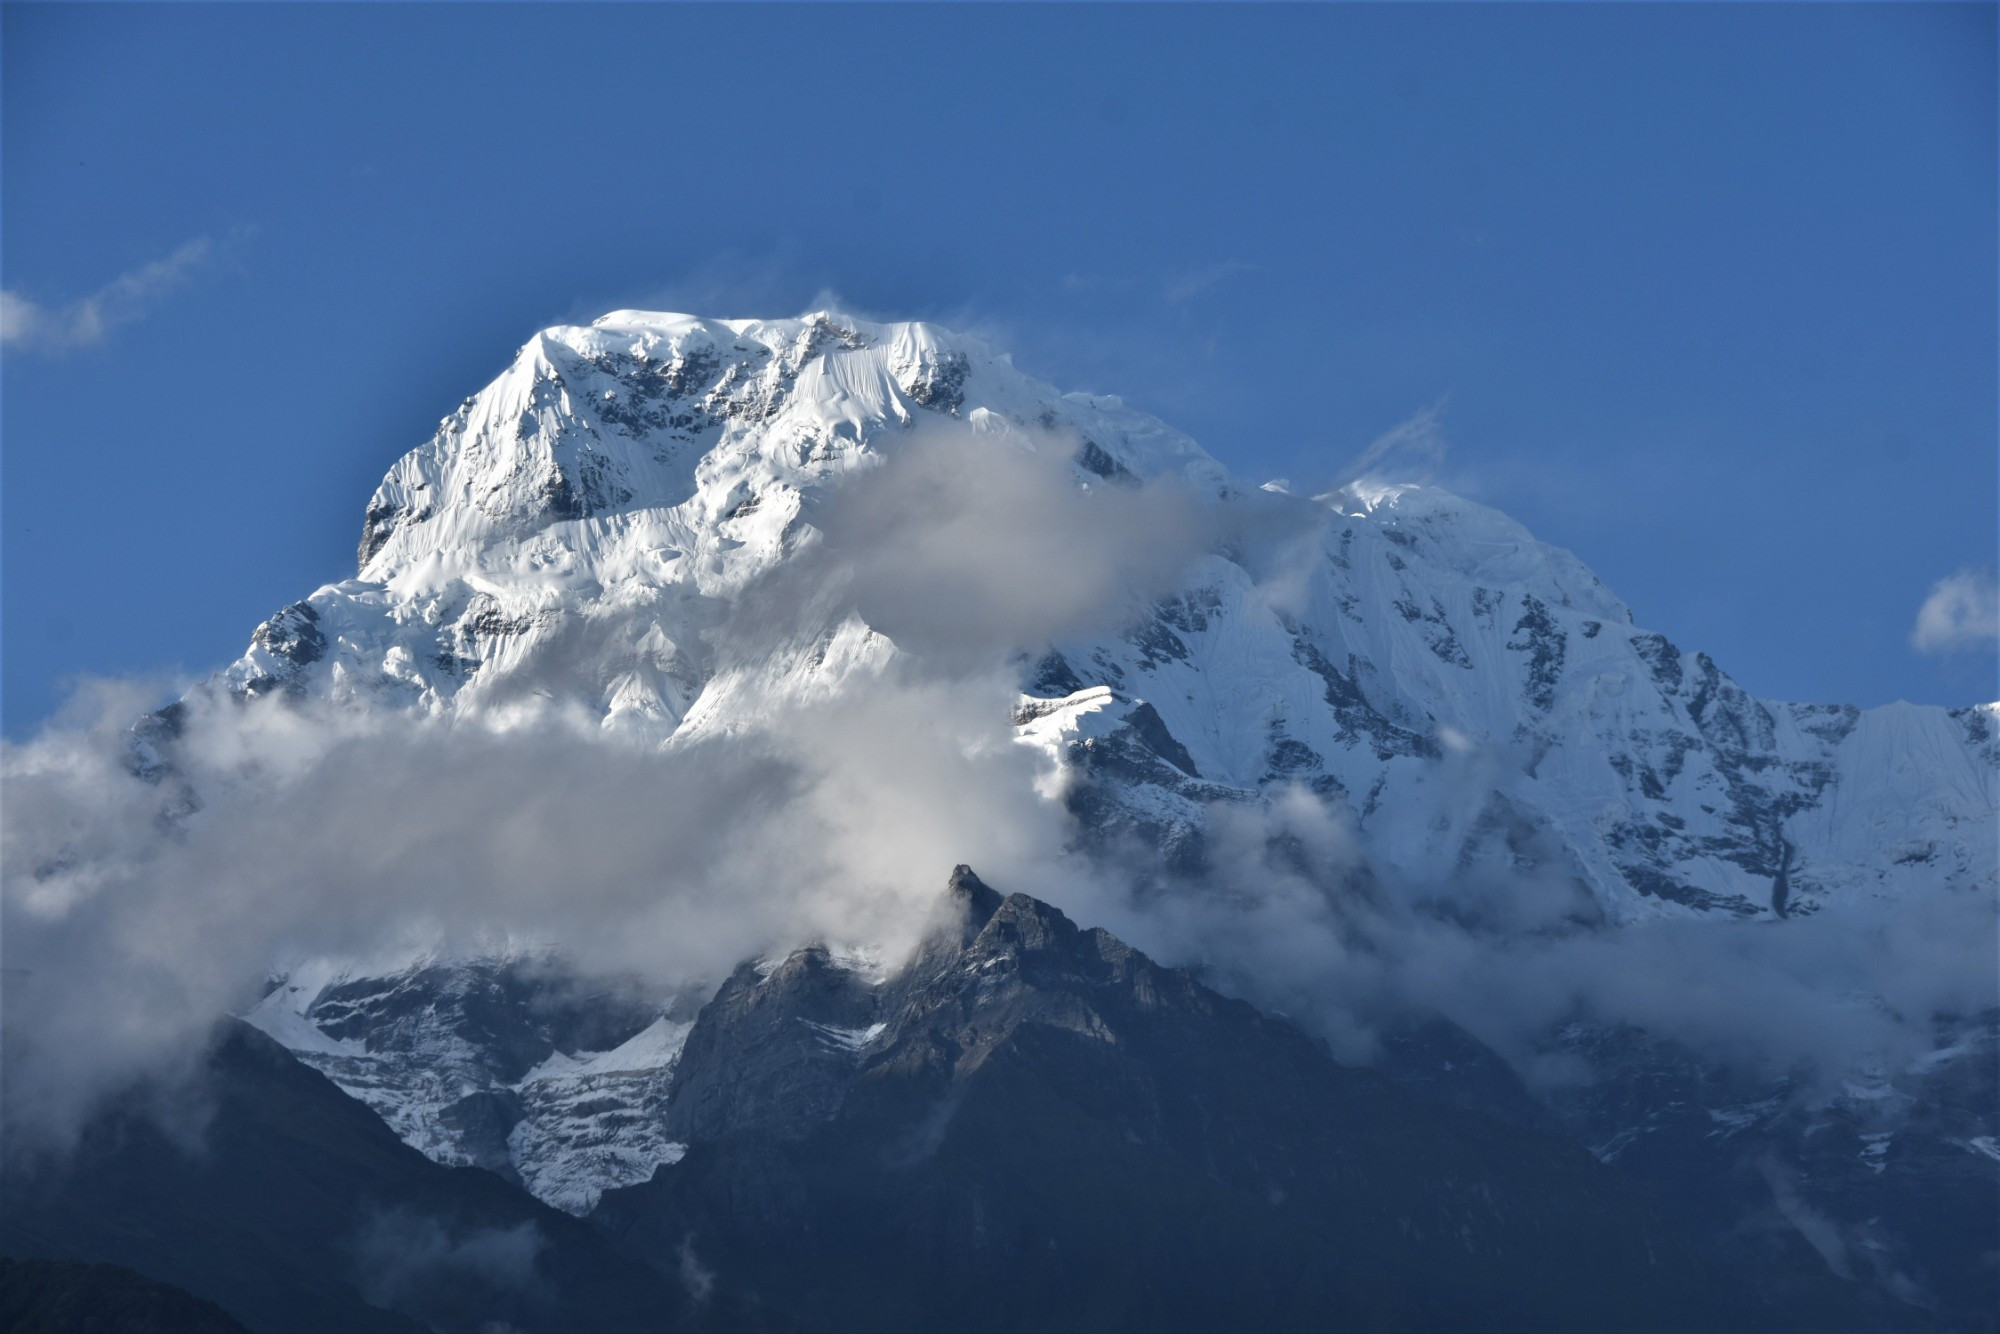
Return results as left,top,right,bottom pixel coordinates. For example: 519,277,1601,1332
219,310,1993,923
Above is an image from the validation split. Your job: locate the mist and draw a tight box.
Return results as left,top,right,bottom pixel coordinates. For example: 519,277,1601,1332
1076,783,1996,1085
810,419,1216,671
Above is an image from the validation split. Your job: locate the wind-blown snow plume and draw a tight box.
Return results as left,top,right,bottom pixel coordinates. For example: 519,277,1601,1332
1333,399,1451,489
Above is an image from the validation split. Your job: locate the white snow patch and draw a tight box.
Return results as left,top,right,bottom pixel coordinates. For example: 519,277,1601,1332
802,1019,887,1053
241,986,364,1056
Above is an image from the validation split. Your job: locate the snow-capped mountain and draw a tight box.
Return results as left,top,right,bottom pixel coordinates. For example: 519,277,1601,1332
221,309,1994,922
230,311,1220,736
206,311,1992,1320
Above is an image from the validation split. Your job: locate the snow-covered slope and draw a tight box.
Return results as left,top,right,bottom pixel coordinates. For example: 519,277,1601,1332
245,956,693,1214
230,311,1221,738
222,309,1995,922
1025,482,1996,920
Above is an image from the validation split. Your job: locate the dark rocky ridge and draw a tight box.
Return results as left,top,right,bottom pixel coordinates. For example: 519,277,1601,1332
595,868,1881,1333
1539,1018,2000,1333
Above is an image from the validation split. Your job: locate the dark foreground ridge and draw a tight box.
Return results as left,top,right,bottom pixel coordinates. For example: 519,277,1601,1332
0,1257,252,1334
0,1021,762,1333
598,867,1874,1333
4,869,1914,1333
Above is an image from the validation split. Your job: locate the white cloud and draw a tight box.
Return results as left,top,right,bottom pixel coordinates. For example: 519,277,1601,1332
1,237,215,352
811,424,1211,671
0,678,1071,1148
1911,567,1999,655
1163,259,1259,303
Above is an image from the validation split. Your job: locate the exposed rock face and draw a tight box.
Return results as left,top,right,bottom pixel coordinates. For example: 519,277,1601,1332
237,600,327,699
246,958,697,1215
664,945,886,1147
592,870,1857,1333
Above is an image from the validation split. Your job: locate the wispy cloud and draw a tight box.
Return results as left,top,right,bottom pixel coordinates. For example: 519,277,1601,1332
2,237,216,352
1911,567,1999,655
1055,261,1259,305
1163,258,1259,303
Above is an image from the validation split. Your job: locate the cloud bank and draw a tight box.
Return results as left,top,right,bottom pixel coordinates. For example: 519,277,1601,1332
1063,773,1996,1091
3,422,1990,1155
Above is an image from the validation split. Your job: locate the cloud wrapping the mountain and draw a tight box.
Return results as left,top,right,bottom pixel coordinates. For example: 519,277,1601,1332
0,431,1136,1148
3,419,1991,1152
354,1209,545,1312
810,423,1214,671
1058,765,1995,1089
1,668,1090,1149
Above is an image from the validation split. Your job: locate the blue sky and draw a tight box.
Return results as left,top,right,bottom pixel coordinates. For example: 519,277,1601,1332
3,3,1994,733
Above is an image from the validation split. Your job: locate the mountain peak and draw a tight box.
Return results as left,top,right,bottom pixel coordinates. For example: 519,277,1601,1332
944,864,1004,940
188,310,1996,923
350,307,1224,581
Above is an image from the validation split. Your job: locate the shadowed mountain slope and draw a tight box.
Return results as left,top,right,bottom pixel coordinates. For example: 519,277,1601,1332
597,868,1887,1333
0,1022,770,1334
